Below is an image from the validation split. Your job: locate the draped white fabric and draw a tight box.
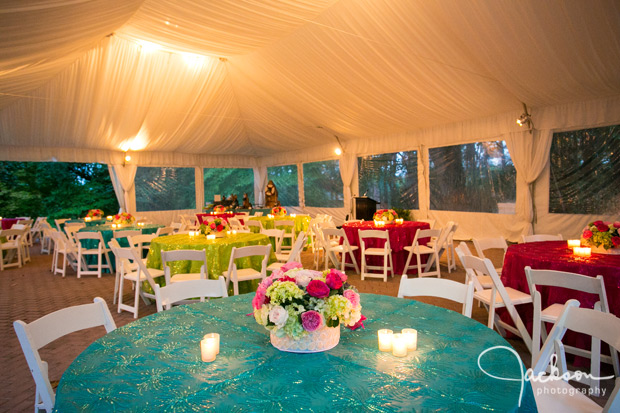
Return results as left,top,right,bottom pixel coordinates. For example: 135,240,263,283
0,1,619,239
338,153,356,217
253,166,268,207
112,164,138,213
108,165,126,214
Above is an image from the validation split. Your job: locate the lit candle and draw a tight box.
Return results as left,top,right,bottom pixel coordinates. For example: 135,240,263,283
395,218,404,224
378,329,394,352
392,333,407,357
268,214,274,219
573,247,591,257
567,239,580,248
232,230,237,235
290,214,296,218
200,336,217,362
207,234,216,240
402,328,418,350
84,217,92,222
111,223,117,229
226,230,231,235
189,231,195,237
204,333,220,354
106,215,113,221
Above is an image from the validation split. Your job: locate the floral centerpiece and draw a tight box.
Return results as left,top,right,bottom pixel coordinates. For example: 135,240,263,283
253,262,365,353
373,209,398,223
200,218,230,236
271,206,287,217
86,209,104,219
581,220,620,254
113,212,135,225
213,205,227,213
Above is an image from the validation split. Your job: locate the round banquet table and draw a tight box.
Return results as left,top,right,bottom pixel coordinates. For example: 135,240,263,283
53,294,536,412
1,217,28,230
342,221,431,275
248,214,310,235
146,233,276,295
196,212,248,225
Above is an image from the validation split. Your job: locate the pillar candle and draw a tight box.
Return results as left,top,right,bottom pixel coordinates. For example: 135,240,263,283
402,328,418,350
378,329,394,352
204,333,220,354
200,336,217,362
392,333,407,357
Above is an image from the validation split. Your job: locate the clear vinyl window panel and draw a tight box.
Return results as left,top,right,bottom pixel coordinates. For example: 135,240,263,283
135,167,196,212
204,168,254,206
549,125,620,214
303,160,344,208
267,165,299,207
358,150,418,210
429,141,516,213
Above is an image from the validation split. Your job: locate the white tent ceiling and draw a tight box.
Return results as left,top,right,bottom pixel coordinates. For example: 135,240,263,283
2,0,619,164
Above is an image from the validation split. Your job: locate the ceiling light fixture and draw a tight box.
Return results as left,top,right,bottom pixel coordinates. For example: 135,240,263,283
516,102,533,133
123,151,131,166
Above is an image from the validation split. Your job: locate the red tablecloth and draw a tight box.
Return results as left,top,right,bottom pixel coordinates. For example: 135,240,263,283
342,221,431,275
196,213,247,225
1,217,28,230
501,241,620,354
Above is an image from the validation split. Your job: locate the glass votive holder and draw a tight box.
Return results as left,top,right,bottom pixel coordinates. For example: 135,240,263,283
84,217,92,222
378,329,394,352
402,328,418,350
567,239,580,248
204,333,220,354
206,234,216,240
573,247,591,257
106,215,113,221
200,336,217,362
392,333,407,357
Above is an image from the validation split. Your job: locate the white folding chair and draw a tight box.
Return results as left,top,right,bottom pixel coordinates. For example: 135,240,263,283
416,218,435,229
170,222,186,233
261,228,284,256
63,223,85,246
247,219,264,233
473,236,508,275
161,249,208,283
444,222,458,273
222,245,271,296
49,231,79,277
74,231,113,278
455,242,493,310
54,218,68,232
154,277,228,312
155,226,175,237
13,297,116,413
525,266,620,375
267,232,307,273
398,277,475,317
274,220,295,252
39,222,54,254
0,228,24,270
531,302,620,412
461,255,532,352
11,223,32,263
321,227,360,274
30,217,47,244
128,233,156,257
17,219,34,246
358,229,393,282
113,230,141,242
402,228,442,278
252,212,263,217
228,217,247,231
521,233,563,243
113,247,166,318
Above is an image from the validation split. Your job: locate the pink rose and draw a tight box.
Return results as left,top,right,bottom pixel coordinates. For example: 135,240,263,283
252,290,267,310
614,222,620,229
279,276,297,284
612,236,620,247
595,222,609,233
347,314,366,331
325,272,343,290
281,261,303,272
343,289,360,307
582,229,593,239
306,280,330,298
301,310,323,331
327,268,347,283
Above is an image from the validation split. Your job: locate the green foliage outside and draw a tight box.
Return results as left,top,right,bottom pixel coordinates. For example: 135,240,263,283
393,208,412,221
429,141,516,213
204,168,254,207
135,167,196,211
358,150,418,210
0,161,119,221
549,125,620,215
267,165,299,206
303,160,343,208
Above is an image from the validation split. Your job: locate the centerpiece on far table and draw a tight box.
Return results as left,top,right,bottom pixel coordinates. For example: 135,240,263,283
373,209,398,223
271,206,287,217
200,218,230,237
113,212,135,226
86,209,104,219
253,262,365,353
581,220,620,254
213,205,227,213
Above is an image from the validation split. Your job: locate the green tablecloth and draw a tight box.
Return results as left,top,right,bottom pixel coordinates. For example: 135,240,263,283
60,218,105,232
146,233,276,295
53,293,536,412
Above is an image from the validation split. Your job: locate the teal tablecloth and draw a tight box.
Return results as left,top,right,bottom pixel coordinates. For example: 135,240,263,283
54,294,536,412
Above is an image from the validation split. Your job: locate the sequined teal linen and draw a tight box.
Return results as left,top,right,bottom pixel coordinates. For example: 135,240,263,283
54,294,536,412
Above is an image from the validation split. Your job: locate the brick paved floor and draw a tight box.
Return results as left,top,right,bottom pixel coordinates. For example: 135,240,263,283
0,242,538,412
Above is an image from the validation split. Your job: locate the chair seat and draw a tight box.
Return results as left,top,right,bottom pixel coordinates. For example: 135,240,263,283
123,268,164,282
330,245,359,253
364,247,391,255
474,287,532,306
170,273,202,282
267,262,285,271
477,275,493,289
229,267,263,281
540,303,565,323
275,252,289,262
531,379,602,413
1,240,20,249
404,245,434,254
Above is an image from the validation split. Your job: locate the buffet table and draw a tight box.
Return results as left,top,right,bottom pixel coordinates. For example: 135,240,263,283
53,293,536,412
146,233,276,294
342,221,431,275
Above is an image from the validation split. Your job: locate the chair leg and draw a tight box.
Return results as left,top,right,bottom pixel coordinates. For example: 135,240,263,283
402,250,413,276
